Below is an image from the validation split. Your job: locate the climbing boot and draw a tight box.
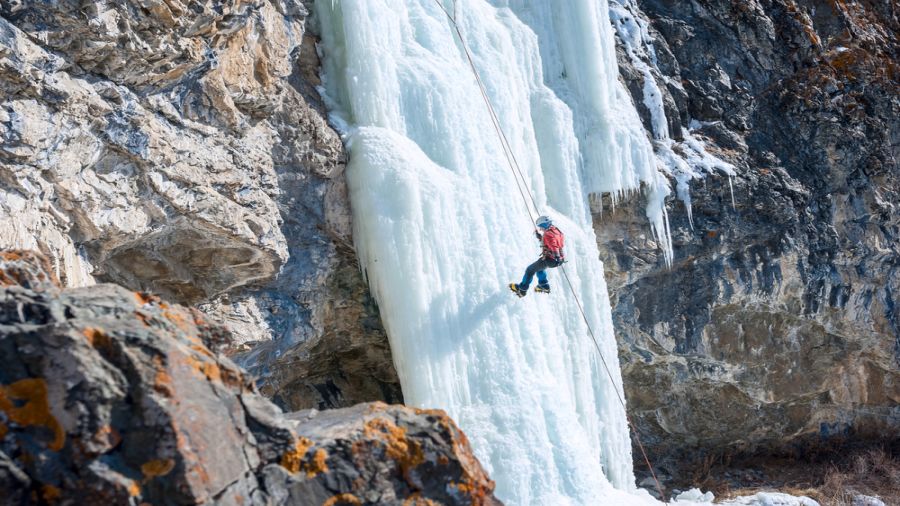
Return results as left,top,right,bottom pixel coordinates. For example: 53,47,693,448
509,283,527,298
535,283,551,294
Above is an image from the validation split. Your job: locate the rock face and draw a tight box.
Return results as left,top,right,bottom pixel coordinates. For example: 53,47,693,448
602,0,899,475
0,251,498,505
0,1,402,410
0,3,290,298
279,404,501,506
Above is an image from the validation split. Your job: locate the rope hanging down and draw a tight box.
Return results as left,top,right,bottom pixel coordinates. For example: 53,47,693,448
431,0,666,501
431,0,540,227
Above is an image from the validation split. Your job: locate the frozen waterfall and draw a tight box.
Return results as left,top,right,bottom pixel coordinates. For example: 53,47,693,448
314,0,661,504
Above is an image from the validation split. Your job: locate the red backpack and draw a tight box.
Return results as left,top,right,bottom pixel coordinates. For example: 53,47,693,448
542,226,565,264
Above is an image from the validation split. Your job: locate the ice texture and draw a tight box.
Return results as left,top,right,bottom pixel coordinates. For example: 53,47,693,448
313,1,782,505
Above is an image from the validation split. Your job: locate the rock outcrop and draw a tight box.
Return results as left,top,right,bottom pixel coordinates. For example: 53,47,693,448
0,4,290,298
603,0,899,477
0,251,498,505
0,1,402,410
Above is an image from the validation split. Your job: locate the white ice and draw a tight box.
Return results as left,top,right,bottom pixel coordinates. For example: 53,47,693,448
314,1,803,505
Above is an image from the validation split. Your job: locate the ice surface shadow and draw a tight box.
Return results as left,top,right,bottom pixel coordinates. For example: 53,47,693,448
425,290,514,357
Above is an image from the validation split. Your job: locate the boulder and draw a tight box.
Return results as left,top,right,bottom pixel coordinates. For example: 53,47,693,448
0,252,498,505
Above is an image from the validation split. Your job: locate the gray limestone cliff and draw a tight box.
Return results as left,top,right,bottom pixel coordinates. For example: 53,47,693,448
0,0,401,411
603,0,899,478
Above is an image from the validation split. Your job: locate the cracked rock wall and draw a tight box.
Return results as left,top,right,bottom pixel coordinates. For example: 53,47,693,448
602,0,899,477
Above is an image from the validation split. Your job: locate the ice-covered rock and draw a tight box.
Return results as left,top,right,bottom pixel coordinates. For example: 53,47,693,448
674,489,715,503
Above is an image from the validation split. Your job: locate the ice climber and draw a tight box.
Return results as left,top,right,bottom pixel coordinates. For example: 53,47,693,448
510,215,566,297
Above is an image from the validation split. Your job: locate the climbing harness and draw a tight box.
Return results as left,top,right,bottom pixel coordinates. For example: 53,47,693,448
431,0,667,501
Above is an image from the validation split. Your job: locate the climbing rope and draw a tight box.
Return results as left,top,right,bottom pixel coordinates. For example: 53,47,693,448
431,0,541,227
431,0,667,501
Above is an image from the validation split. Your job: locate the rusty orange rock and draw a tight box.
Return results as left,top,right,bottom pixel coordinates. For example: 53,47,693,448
0,250,59,290
41,484,61,502
83,327,112,350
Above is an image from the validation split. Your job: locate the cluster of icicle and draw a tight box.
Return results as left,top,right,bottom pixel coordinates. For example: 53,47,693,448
609,0,737,229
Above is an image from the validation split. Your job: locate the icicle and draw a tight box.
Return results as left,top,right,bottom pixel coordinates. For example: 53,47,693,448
729,175,736,210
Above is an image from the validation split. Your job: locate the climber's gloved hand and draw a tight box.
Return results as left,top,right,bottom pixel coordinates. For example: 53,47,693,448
534,231,542,241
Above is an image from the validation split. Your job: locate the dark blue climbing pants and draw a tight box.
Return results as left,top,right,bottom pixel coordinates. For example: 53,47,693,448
519,257,557,289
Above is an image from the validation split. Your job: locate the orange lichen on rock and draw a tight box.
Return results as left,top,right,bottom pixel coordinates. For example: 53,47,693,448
162,308,191,331
0,378,65,451
175,345,222,384
93,425,122,450
417,410,495,503
449,479,495,505
189,344,216,359
280,436,314,474
128,481,142,497
279,436,328,478
321,493,362,506
402,493,438,506
0,250,60,289
141,458,176,479
218,364,245,390
412,407,447,418
188,355,222,383
153,369,175,397
83,327,112,350
133,292,159,306
151,355,175,397
308,449,329,478
363,417,425,480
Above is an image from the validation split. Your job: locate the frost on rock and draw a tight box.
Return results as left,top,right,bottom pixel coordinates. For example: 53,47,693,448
610,0,737,231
